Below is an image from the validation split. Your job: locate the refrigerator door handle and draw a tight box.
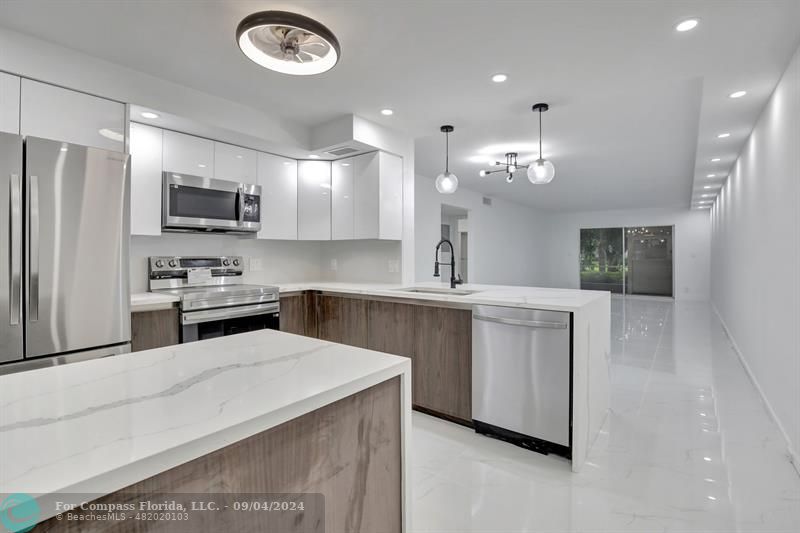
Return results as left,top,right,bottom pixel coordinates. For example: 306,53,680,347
9,173,22,325
29,174,39,322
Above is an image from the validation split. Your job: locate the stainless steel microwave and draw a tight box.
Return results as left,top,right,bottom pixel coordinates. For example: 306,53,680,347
162,172,261,233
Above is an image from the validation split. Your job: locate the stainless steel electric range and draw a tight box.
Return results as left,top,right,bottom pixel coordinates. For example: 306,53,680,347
148,256,279,343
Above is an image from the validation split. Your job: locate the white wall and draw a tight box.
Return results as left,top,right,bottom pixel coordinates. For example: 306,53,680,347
129,235,323,293
415,175,550,285
319,240,402,283
543,207,711,301
711,45,800,466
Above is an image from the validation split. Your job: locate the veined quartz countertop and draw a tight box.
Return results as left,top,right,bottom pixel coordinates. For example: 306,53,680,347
0,330,410,518
277,281,609,312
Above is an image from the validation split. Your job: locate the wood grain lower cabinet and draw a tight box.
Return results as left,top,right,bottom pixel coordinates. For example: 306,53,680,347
412,305,472,423
317,295,368,348
367,300,416,359
131,308,179,352
279,294,308,336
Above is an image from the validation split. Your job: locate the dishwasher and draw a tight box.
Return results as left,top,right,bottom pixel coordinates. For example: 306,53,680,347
472,305,572,458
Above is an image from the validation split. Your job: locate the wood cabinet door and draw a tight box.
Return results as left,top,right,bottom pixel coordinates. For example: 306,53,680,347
131,308,179,352
367,300,415,359
279,294,308,336
412,305,472,422
317,295,368,348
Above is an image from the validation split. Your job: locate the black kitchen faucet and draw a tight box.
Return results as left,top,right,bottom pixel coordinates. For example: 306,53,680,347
433,238,463,289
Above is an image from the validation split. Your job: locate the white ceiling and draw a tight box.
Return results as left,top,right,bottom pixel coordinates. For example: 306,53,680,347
1,1,798,211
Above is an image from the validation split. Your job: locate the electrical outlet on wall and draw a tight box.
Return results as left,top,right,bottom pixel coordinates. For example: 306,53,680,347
250,258,263,272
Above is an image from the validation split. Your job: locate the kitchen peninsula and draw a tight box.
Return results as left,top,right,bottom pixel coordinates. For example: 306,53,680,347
0,330,411,531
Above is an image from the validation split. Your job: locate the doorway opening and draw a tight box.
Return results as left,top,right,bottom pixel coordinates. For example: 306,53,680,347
579,225,674,297
440,204,469,283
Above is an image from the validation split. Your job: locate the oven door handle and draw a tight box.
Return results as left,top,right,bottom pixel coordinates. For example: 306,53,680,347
181,301,279,325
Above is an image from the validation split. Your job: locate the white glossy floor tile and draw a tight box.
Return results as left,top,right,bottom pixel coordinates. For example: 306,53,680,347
411,298,800,532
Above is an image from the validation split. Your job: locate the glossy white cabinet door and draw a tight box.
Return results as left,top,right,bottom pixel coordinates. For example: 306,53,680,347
162,130,214,178
378,151,403,240
0,73,20,134
258,152,298,240
353,152,380,239
297,160,331,240
214,142,257,183
20,79,125,151
129,122,163,236
331,158,354,240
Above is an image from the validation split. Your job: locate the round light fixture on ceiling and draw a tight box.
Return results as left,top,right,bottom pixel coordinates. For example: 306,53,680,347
711,157,721,162
236,11,340,76
706,173,716,178
675,19,699,32
729,90,747,99
435,125,458,194
308,154,320,159
381,108,394,116
98,128,124,143
491,73,508,83
717,132,730,138
140,111,159,119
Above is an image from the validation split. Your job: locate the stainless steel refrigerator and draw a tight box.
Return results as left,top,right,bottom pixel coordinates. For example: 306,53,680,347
0,132,131,370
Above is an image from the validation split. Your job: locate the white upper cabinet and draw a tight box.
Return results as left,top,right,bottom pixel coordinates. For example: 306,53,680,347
297,160,331,240
214,142,257,183
20,79,125,151
331,158,354,240
0,73,20,134
258,152,297,240
353,151,403,240
378,151,403,240
162,130,214,178
129,122,163,236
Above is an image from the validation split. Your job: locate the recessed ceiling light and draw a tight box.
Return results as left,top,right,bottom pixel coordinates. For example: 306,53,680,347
711,158,721,162
308,154,320,159
236,11,340,76
702,194,713,197
729,90,747,99
703,456,712,461
198,164,207,168
708,496,717,501
380,108,394,116
140,111,159,119
717,133,731,139
706,174,716,178
341,163,351,167
98,128,124,143
675,19,699,32
491,73,508,83
704,185,714,189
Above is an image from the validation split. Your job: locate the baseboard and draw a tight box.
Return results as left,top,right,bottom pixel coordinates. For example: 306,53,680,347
711,302,800,477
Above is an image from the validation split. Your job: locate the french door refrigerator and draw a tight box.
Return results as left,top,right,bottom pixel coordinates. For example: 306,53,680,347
0,132,130,370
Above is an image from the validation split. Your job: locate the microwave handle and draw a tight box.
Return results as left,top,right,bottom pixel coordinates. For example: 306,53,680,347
236,186,244,224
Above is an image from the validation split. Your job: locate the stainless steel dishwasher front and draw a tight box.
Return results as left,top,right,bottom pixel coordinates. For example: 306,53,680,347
472,304,571,452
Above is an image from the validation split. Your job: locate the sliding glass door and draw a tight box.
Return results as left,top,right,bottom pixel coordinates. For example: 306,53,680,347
580,225,674,297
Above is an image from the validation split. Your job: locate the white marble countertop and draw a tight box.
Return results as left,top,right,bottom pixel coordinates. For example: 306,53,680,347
0,330,411,516
278,281,609,312
130,292,179,312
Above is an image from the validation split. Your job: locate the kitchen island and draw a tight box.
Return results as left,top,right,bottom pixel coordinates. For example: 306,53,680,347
278,281,610,473
0,329,411,531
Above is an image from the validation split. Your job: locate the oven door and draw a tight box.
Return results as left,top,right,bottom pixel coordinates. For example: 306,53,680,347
162,172,261,233
180,302,279,343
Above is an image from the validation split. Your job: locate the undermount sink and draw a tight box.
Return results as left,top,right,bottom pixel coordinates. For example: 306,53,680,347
393,287,476,296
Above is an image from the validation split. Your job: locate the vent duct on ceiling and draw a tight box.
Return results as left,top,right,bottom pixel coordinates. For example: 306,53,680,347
325,146,359,157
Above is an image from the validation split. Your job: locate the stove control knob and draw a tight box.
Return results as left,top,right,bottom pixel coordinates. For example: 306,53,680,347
168,259,177,268
232,259,240,267
154,259,164,268
223,259,231,266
